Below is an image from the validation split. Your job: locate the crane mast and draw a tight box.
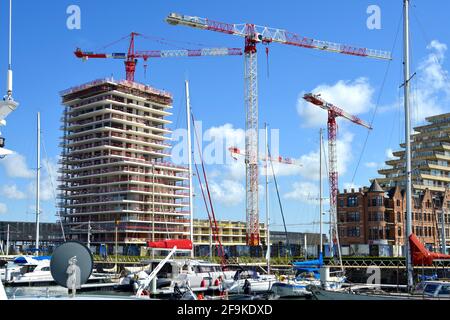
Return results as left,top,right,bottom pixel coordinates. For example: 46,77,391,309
303,93,372,265
167,12,391,246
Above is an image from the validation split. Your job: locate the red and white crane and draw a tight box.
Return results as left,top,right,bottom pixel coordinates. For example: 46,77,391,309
74,32,242,82
228,147,302,167
303,93,372,261
166,13,391,246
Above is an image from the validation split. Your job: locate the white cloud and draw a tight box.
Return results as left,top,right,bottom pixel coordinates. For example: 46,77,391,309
284,181,319,204
364,162,379,169
200,123,245,166
0,203,7,214
1,184,27,200
405,40,450,124
0,153,34,178
209,179,245,207
297,77,375,128
385,148,396,160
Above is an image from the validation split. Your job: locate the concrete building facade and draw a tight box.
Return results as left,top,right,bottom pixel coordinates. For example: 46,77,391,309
58,78,190,251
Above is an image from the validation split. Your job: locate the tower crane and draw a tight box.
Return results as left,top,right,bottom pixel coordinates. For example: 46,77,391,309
303,93,372,262
74,32,242,82
166,12,392,246
228,147,302,167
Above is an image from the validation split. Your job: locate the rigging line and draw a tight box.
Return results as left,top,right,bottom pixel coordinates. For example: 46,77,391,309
40,132,66,242
193,157,216,246
96,33,131,51
139,33,217,49
268,148,292,258
350,10,403,184
412,4,450,90
192,144,215,246
411,5,433,50
139,34,188,51
174,91,184,131
191,110,225,260
387,65,404,150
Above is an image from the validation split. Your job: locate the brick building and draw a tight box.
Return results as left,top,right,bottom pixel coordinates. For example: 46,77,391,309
338,180,450,252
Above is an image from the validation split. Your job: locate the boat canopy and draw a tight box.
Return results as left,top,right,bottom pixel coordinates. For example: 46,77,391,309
292,253,323,270
147,239,193,251
13,256,51,264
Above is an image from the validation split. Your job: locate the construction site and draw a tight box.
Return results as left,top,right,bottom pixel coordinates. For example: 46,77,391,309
1,0,450,303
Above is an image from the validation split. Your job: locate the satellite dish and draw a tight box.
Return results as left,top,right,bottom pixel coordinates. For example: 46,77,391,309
50,241,93,289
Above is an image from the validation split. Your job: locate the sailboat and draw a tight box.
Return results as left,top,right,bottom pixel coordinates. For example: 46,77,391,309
271,129,346,298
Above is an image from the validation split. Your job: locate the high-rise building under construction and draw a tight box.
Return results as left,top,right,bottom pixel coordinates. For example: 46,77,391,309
58,78,190,254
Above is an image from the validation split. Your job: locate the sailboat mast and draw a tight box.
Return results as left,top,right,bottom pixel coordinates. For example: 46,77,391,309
403,0,414,290
265,123,270,274
35,112,41,255
319,129,323,256
185,80,194,258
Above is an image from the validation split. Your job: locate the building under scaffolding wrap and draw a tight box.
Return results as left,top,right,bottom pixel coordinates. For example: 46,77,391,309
58,78,190,254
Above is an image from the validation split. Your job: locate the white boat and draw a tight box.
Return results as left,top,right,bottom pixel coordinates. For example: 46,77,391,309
4,256,114,287
118,259,235,293
223,269,277,295
272,275,346,298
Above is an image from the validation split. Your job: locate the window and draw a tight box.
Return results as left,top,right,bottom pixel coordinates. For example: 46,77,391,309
347,212,360,222
339,199,345,207
371,196,384,207
397,212,401,222
398,228,402,237
347,227,360,237
369,212,384,222
347,196,358,207
424,284,439,295
439,285,450,295
396,200,401,207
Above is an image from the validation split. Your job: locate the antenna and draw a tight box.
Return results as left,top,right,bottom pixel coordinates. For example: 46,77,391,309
0,0,19,154
6,0,13,100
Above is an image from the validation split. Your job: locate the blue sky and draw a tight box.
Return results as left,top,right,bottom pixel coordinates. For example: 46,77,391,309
0,0,449,235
